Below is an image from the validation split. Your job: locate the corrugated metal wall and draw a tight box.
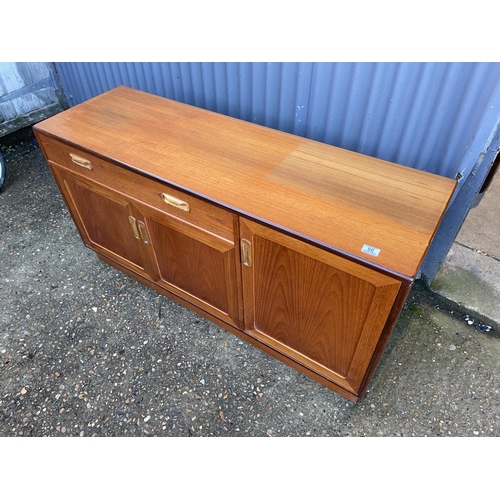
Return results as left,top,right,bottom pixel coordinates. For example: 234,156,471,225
52,62,500,281
55,62,500,184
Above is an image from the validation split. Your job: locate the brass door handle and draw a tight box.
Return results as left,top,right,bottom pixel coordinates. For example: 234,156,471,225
137,220,150,244
241,239,252,267
129,216,150,244
161,192,190,212
129,216,140,239
70,153,93,170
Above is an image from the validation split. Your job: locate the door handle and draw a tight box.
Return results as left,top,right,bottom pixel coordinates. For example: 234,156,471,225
128,216,140,239
137,220,150,244
241,239,252,267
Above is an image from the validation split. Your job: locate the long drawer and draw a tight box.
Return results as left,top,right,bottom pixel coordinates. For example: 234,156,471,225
40,134,236,242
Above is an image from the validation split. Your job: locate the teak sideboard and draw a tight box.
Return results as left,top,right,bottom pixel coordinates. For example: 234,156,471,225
33,86,457,402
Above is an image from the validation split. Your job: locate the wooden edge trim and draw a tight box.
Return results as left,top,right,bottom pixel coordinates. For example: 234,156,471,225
356,280,413,399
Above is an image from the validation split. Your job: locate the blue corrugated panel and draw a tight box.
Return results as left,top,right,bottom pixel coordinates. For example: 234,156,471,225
54,62,500,183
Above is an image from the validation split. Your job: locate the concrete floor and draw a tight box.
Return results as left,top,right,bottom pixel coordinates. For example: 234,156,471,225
431,168,500,330
1,129,500,438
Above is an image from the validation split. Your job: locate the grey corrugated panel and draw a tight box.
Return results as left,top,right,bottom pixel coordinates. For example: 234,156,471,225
54,62,500,183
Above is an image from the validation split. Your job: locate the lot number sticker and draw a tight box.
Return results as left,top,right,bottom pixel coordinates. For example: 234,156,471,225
361,244,380,257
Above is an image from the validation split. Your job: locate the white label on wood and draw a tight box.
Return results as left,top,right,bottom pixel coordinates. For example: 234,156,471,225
361,244,380,257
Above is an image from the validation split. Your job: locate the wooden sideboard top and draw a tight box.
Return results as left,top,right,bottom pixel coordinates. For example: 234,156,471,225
34,85,457,279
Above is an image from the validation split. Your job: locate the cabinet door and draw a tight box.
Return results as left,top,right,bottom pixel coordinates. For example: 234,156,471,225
50,164,157,280
240,218,401,395
51,162,243,329
141,207,243,329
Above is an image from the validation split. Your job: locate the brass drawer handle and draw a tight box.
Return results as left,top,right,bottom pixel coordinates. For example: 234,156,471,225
70,153,93,170
161,193,190,212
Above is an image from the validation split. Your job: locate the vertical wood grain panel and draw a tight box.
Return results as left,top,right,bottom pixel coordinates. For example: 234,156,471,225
240,218,401,394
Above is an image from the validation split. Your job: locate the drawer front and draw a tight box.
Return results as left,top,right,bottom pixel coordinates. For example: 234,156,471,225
39,134,236,241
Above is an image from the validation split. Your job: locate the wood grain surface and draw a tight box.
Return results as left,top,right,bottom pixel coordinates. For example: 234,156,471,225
34,85,456,279
240,218,401,393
